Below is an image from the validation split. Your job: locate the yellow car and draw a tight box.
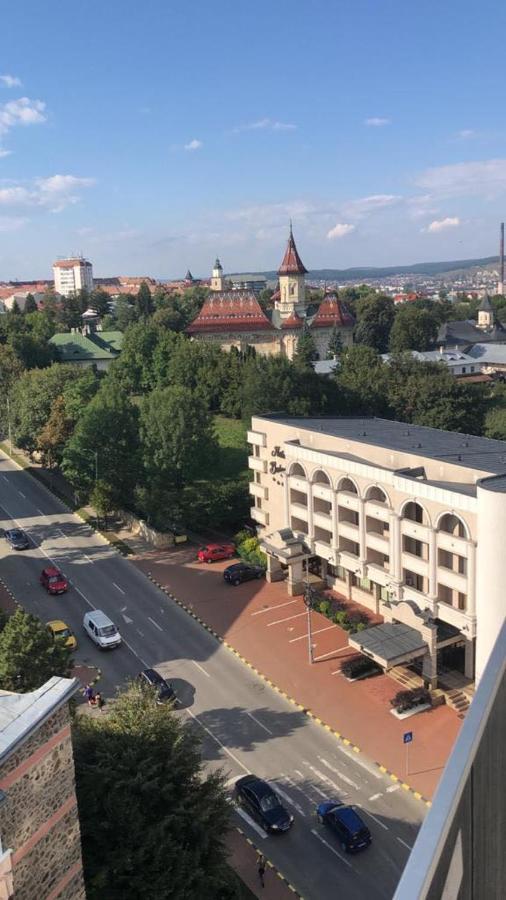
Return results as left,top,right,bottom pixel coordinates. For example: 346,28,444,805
47,619,77,651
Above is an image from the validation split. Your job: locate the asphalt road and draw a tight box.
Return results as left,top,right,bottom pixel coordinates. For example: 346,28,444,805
0,451,425,900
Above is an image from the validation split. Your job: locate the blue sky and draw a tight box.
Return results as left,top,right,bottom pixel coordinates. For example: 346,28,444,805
1,0,506,279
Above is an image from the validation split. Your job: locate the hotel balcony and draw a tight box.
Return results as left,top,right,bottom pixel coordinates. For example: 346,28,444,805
288,475,308,493
364,500,390,523
248,456,267,473
401,518,430,543
247,430,266,447
401,551,429,578
365,531,390,555
251,506,269,526
338,520,360,543
436,566,468,594
313,509,333,531
290,501,309,521
336,491,360,512
249,482,268,501
437,531,469,557
312,483,333,502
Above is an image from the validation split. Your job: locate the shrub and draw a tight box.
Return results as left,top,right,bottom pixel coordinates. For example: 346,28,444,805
237,536,267,567
333,610,348,627
318,599,332,617
351,621,367,633
390,688,431,713
341,655,382,679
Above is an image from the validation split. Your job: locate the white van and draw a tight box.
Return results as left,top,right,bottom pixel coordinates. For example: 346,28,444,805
83,610,122,650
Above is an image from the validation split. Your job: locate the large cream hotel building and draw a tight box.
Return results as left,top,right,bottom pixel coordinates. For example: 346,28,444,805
248,415,506,687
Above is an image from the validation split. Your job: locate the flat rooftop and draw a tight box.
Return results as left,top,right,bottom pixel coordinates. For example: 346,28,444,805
256,416,506,477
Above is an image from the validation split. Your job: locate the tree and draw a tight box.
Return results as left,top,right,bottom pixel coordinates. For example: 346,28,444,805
484,407,506,440
389,305,439,352
139,386,217,489
9,332,56,369
90,289,111,318
90,479,116,525
10,298,21,315
326,324,344,359
151,306,185,331
136,281,153,318
336,345,389,415
8,363,88,454
109,320,162,393
60,294,82,330
353,294,395,353
23,293,38,314
115,295,139,331
0,608,72,692
36,395,73,466
73,681,235,900
293,324,318,368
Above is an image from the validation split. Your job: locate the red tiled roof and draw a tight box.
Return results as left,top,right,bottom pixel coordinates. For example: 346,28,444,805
281,310,304,329
278,227,308,276
186,291,275,334
53,259,92,268
310,293,355,328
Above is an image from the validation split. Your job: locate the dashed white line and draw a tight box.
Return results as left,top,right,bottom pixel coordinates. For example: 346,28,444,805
317,758,359,790
147,616,163,632
235,807,267,839
192,660,210,678
368,793,382,802
271,782,306,817
267,611,306,627
289,624,336,643
313,648,347,662
122,639,149,668
37,508,45,516
310,829,353,868
185,706,250,774
1,475,8,482
17,491,26,499
397,837,413,851
246,711,273,735
251,599,298,616
74,586,94,610
113,582,125,595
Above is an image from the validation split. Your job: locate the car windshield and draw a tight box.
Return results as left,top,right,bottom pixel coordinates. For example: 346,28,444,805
259,793,280,812
56,628,71,638
98,625,117,637
48,575,62,583
11,530,23,539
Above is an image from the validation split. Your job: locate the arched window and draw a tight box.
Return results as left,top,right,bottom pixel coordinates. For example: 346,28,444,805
289,463,306,478
438,513,467,539
312,470,331,485
338,476,358,495
402,501,428,525
366,486,388,504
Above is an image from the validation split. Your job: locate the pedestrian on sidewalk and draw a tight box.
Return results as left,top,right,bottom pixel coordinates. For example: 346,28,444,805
257,853,266,889
95,692,105,712
83,684,95,707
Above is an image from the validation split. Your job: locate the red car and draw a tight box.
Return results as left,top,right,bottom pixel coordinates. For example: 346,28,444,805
197,543,235,563
40,566,68,595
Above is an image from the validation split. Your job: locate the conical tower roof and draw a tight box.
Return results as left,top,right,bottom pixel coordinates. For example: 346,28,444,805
478,293,493,312
278,224,308,276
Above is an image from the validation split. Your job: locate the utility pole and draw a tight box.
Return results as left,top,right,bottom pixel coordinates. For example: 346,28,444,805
303,557,314,665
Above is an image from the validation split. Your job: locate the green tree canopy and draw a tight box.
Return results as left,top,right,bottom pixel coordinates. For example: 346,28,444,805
23,293,38,314
353,293,395,352
8,363,90,454
136,281,153,318
36,394,73,466
389,305,439,352
9,332,56,369
326,324,344,359
0,608,72,692
336,345,389,415
73,681,235,900
293,325,318,368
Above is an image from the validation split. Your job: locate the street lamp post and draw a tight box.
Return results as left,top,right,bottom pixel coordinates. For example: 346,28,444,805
303,557,315,665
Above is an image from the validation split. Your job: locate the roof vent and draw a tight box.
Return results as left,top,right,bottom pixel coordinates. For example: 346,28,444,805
461,441,469,447
362,431,367,436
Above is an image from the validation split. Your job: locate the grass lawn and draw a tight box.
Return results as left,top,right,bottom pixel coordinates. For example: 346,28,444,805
213,416,249,481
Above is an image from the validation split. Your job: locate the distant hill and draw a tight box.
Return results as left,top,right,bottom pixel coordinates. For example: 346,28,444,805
253,255,499,282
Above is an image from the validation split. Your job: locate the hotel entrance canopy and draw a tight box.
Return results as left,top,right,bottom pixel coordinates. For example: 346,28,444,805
349,622,428,669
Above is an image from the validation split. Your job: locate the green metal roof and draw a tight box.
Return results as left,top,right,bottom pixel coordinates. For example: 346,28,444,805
49,331,123,361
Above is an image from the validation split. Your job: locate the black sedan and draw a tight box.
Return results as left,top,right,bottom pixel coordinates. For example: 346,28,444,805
223,562,265,586
4,528,30,550
138,669,178,705
235,775,293,833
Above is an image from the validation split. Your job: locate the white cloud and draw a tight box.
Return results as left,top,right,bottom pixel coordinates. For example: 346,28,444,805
0,174,95,212
457,129,476,139
365,117,391,127
0,148,12,158
327,223,355,240
232,118,296,133
0,215,28,232
343,193,401,219
0,75,22,88
424,216,460,233
184,138,203,151
415,159,506,197
0,97,46,134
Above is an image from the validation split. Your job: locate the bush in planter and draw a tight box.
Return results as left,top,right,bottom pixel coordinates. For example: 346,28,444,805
333,610,349,628
341,655,382,679
236,536,267,568
390,688,432,714
318,599,332,618
350,621,367,633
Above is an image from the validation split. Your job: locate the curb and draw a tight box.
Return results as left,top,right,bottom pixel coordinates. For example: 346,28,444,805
146,572,432,809
234,826,303,898
0,577,21,612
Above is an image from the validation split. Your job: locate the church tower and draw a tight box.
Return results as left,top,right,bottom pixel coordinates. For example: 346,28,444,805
477,294,494,330
210,257,224,292
276,224,308,319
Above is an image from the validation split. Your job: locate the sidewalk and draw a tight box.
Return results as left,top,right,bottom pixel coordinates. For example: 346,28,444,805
133,545,463,800
227,828,300,899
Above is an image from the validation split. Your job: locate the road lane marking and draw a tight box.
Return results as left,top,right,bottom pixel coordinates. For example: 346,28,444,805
184,707,250,774
387,784,400,793
113,582,125,594
37,508,45,516
17,491,26,498
289,624,336,643
246,711,273,735
317,758,359,790
192,661,210,678
310,829,353,868
368,793,382,802
271,782,306,817
148,616,163,632
121,613,134,624
122,639,149,668
303,762,346,797
235,807,267,839
1,475,8,482
74,586,94,610
397,837,413,850
251,599,298,616
136,629,145,638
312,648,345,661
336,744,382,779
267,611,306,627
359,808,389,831
226,775,242,787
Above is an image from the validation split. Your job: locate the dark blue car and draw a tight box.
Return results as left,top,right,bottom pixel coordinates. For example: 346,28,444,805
316,801,371,853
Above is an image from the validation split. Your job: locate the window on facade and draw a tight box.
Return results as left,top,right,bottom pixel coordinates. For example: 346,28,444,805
438,548,467,575
403,535,427,559
314,496,332,516
290,463,306,479
339,537,360,556
438,513,466,538
366,516,389,536
338,477,358,495
403,569,427,592
366,486,387,504
314,525,332,545
403,502,426,524
290,488,307,506
313,470,331,485
291,516,308,535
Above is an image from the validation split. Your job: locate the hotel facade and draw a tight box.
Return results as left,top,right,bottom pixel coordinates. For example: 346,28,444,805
248,415,506,687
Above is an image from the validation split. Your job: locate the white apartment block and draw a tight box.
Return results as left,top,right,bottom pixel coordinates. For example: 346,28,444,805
248,416,506,687
52,257,93,297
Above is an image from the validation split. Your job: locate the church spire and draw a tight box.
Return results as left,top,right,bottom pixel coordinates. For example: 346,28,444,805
278,224,308,276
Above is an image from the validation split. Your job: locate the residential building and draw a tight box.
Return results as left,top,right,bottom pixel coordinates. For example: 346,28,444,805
187,228,355,360
248,415,506,686
0,291,45,312
49,330,123,370
228,274,267,293
437,294,506,349
53,257,94,297
467,342,506,375
0,676,85,900
382,349,484,378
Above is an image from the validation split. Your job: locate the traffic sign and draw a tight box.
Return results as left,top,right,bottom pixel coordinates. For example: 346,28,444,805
403,731,413,744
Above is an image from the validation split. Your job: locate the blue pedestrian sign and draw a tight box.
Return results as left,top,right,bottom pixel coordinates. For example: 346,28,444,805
403,731,413,744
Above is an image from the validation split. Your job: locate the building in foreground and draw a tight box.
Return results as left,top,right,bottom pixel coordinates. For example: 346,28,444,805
249,415,506,686
0,676,85,900
187,228,355,360
53,257,94,297
394,620,505,900
49,329,123,370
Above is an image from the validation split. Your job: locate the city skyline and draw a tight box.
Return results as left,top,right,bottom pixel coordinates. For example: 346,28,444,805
1,0,506,279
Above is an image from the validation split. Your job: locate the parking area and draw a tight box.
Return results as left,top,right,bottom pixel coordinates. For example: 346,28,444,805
133,544,462,799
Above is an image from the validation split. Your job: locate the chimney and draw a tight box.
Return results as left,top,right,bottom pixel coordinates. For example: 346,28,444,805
499,222,505,295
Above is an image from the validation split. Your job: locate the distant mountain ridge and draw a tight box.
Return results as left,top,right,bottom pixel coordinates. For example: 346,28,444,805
228,255,499,282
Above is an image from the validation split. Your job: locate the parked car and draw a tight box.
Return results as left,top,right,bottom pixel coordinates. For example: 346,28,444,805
197,543,235,563
138,668,178,705
83,610,122,650
4,528,30,550
235,775,293,833
316,801,372,853
40,566,68,595
47,619,77,651
223,562,265,586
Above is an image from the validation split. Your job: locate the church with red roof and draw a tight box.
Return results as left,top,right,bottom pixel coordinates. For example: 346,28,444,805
186,227,354,359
